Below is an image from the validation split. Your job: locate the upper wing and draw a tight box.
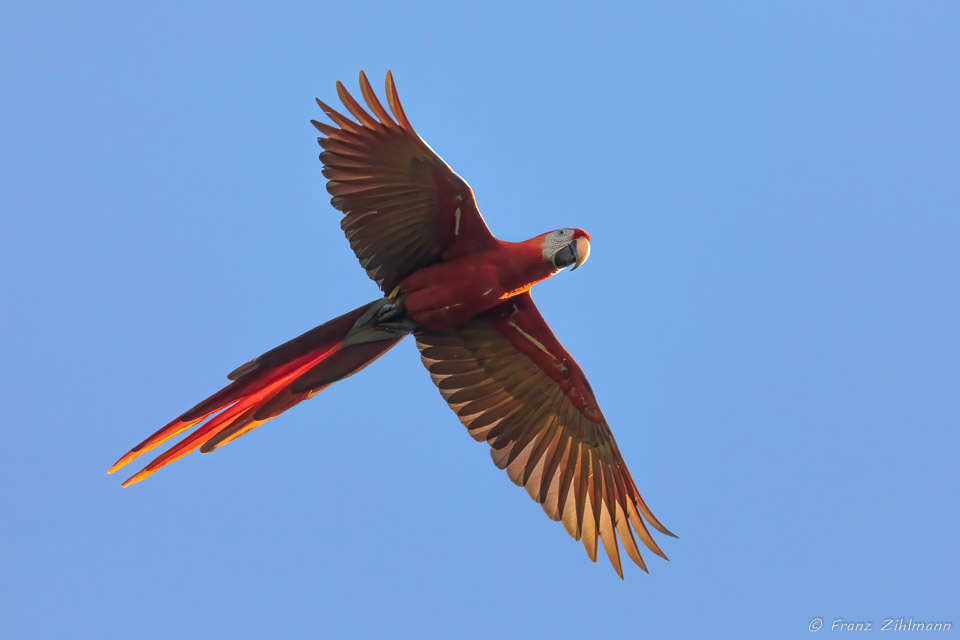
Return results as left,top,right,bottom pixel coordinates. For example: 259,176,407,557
415,293,675,577
313,71,497,294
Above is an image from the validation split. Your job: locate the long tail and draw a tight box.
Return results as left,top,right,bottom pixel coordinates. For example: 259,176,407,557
109,298,410,487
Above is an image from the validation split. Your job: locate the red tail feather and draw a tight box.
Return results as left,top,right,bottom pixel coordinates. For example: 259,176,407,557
109,300,406,486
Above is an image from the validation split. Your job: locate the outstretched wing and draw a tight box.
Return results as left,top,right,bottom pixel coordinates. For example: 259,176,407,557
415,293,675,577
314,71,497,294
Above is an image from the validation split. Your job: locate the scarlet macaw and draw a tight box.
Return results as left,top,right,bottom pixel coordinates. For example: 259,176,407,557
110,71,675,577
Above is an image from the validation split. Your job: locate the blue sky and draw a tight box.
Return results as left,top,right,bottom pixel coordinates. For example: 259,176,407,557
2,2,957,638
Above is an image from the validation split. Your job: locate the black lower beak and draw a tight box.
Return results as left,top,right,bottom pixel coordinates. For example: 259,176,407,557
553,243,580,270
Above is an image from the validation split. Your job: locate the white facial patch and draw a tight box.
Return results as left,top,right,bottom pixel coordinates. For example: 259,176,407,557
541,228,576,263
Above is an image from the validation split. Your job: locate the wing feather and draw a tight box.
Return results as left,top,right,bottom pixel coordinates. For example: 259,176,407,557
415,293,674,576
335,80,379,128
316,71,497,293
358,71,397,126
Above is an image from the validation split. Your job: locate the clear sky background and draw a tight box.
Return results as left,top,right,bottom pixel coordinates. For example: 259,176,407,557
2,2,957,638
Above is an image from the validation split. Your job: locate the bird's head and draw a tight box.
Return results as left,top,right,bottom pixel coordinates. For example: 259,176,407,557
540,228,591,272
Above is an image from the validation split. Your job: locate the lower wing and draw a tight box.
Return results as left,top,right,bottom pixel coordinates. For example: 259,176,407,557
414,293,675,577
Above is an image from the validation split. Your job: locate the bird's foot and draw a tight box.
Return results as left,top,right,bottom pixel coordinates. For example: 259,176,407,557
343,296,414,346
376,293,406,323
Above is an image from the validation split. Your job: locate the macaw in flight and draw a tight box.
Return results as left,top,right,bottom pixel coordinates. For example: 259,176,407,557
110,71,675,577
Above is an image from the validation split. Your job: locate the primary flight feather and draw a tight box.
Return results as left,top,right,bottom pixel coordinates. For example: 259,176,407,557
109,70,675,577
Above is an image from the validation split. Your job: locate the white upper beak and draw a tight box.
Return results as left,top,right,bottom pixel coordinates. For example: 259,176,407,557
569,236,591,271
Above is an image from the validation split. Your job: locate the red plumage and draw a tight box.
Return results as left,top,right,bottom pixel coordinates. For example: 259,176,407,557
110,71,674,578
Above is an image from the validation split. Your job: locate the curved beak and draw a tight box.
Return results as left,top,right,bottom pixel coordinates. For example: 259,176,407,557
569,236,591,271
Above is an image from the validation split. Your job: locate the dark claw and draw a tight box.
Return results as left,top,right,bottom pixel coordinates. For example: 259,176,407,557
376,294,406,322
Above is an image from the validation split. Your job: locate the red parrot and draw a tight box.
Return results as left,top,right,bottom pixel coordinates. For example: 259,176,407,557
109,71,675,577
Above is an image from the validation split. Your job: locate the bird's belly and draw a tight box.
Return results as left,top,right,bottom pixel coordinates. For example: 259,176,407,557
400,263,505,332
